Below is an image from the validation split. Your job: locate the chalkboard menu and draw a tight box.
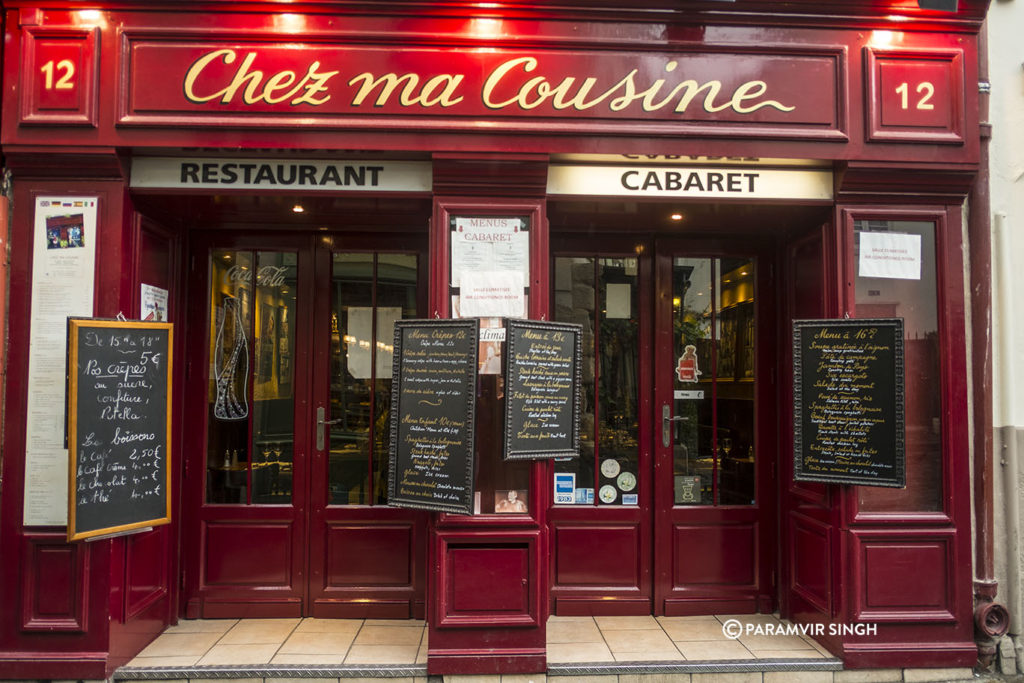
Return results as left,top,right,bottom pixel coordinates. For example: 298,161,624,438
388,319,478,515
793,318,905,487
504,319,582,460
67,319,173,541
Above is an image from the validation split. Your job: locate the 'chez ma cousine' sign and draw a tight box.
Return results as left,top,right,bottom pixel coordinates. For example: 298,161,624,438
127,43,839,127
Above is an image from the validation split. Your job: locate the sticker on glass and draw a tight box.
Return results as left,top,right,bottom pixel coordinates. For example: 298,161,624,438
600,458,621,478
676,344,701,383
617,471,637,492
599,485,618,504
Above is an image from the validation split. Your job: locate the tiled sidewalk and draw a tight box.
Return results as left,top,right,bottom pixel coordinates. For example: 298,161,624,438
126,618,428,667
547,614,830,662
123,614,827,669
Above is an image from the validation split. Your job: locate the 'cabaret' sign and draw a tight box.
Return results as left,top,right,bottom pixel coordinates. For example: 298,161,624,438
547,164,833,200
127,42,840,128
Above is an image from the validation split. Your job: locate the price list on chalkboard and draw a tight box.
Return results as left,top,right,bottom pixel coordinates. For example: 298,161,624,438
68,319,173,541
388,319,478,515
793,318,905,488
504,319,581,460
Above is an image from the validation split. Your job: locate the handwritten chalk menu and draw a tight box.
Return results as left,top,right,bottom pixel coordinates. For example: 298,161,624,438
388,319,478,514
504,319,582,460
793,318,905,487
67,319,173,541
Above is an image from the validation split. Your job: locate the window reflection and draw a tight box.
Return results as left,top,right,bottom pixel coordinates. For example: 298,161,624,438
329,252,418,506
206,250,296,505
672,257,756,507
854,220,942,513
553,257,639,506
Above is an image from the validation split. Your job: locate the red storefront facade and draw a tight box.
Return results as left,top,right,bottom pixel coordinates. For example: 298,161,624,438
0,0,992,678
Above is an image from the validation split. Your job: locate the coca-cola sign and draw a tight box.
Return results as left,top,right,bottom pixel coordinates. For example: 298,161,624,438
225,264,289,288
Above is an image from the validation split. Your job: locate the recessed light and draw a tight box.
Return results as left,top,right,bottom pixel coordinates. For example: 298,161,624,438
670,213,683,221
292,204,305,213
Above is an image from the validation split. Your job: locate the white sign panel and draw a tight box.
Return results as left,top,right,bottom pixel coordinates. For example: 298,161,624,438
547,165,833,200
24,197,98,527
859,232,922,280
450,216,529,288
459,271,526,318
131,157,432,192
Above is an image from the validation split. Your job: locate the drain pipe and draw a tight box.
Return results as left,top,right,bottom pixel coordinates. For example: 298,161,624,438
995,211,1022,645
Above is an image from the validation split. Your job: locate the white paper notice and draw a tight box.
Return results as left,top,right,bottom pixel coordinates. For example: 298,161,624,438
859,231,922,280
606,283,632,319
450,217,529,287
459,271,526,318
24,197,98,526
346,307,402,379
141,283,169,321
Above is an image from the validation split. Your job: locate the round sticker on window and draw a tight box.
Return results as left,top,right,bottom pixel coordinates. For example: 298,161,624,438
599,485,618,503
617,471,637,492
600,459,621,478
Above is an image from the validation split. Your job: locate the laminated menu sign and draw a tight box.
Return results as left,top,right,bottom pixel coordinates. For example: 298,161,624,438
67,319,173,541
504,319,582,460
387,319,478,514
793,318,905,487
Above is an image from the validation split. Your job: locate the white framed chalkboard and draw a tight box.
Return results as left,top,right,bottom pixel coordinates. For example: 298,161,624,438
67,319,173,541
793,318,905,488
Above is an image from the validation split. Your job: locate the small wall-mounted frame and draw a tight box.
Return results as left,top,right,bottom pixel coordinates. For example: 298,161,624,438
20,27,99,127
864,47,964,145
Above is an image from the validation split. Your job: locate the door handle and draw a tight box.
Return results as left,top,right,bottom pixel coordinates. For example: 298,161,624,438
662,404,688,448
316,406,341,451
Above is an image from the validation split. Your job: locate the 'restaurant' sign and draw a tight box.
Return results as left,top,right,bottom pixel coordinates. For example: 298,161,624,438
124,42,841,133
547,164,833,200
130,157,431,192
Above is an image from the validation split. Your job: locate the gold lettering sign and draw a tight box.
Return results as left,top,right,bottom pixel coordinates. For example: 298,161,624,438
182,50,796,115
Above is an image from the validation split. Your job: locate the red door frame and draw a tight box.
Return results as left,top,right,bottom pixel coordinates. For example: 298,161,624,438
652,235,778,616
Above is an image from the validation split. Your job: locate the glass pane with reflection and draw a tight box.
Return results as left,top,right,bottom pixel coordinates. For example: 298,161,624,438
672,258,714,505
206,250,253,504
553,257,598,505
596,258,639,506
372,253,419,504
329,254,374,505
717,258,756,506
252,252,297,504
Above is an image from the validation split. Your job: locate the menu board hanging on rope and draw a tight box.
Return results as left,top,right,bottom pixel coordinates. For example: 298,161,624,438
67,319,173,541
793,318,905,487
388,319,478,514
504,319,582,460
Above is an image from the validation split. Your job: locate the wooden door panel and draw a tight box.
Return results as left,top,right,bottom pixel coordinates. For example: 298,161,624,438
552,522,642,588
202,520,296,587
671,522,757,587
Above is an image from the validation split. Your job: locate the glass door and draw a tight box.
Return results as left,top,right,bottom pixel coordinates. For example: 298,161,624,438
183,232,428,618
653,241,776,616
184,234,310,617
306,238,429,618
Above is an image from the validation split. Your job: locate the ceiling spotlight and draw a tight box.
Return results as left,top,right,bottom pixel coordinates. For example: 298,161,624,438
292,204,305,213
670,213,683,221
